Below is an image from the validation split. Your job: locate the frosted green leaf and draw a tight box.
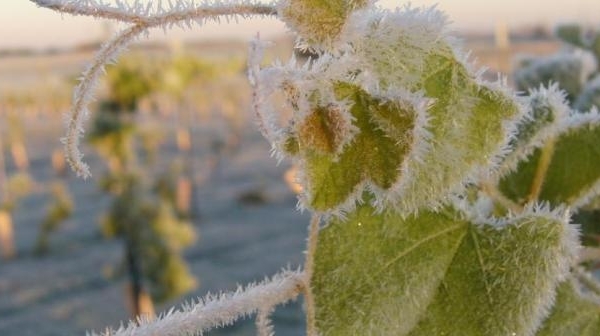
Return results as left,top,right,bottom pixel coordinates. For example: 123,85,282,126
509,88,560,151
313,204,575,336
395,53,519,211
278,0,368,49
536,280,600,336
496,85,570,180
337,7,519,211
269,7,519,214
294,51,517,213
499,119,600,207
300,84,416,211
297,104,354,155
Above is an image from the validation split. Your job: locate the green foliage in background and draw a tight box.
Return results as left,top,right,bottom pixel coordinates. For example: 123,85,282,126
101,175,197,302
89,55,203,304
0,172,33,212
35,182,74,255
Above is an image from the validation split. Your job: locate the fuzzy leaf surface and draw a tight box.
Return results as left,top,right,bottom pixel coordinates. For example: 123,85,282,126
295,53,517,213
301,84,415,211
351,12,519,211
500,119,600,207
536,280,600,336
396,53,519,211
278,0,368,48
313,204,574,336
272,7,519,214
421,55,513,170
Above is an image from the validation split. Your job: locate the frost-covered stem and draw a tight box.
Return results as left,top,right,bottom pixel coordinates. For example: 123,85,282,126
91,270,304,336
31,0,275,25
256,306,275,336
573,267,600,297
577,247,600,263
303,214,321,336
63,24,145,178
31,0,276,178
480,181,523,213
527,138,556,203
248,34,274,142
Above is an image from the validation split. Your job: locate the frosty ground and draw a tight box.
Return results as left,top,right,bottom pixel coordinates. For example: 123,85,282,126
0,116,309,335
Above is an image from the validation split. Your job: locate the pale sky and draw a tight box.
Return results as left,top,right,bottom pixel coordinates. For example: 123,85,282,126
1,0,600,50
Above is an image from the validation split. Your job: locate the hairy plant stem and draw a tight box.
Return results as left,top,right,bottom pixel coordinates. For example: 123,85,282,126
578,247,600,264
527,138,557,203
304,214,321,336
573,267,600,297
31,0,276,25
92,270,304,336
480,181,523,214
30,0,276,178
256,306,275,336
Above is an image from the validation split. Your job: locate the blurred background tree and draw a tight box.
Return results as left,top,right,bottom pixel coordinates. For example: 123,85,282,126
88,56,202,318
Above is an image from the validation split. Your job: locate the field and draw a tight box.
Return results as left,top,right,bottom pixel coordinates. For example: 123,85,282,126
0,36,561,335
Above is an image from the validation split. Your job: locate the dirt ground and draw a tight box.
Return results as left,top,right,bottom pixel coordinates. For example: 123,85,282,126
0,112,311,335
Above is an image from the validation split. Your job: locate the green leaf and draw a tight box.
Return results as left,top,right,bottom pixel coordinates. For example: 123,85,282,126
295,53,518,213
271,8,519,214
347,8,518,210
278,0,368,49
312,204,575,336
298,104,355,155
573,209,600,247
346,8,519,212
508,86,564,153
396,53,519,211
301,84,416,211
536,280,600,336
499,117,600,207
495,85,570,187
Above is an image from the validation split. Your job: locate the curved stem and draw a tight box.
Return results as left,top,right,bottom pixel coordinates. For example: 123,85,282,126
303,214,321,336
31,0,276,24
574,267,600,297
527,138,556,203
256,306,275,336
479,180,523,214
92,270,304,336
31,0,276,177
63,24,145,177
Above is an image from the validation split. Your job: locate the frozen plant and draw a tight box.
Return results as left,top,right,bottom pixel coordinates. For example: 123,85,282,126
88,58,198,317
511,23,600,282
515,23,600,111
31,0,600,335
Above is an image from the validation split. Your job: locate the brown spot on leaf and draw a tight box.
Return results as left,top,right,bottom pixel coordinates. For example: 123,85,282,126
298,104,351,154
